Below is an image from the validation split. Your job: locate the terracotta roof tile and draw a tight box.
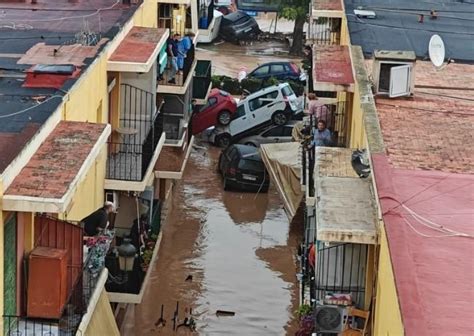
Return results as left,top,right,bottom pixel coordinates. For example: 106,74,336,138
5,121,107,199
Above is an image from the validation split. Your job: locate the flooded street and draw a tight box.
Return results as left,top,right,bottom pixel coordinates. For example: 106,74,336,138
122,146,302,335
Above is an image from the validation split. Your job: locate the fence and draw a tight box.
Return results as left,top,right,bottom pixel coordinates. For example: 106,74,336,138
309,17,342,45
314,243,368,307
107,85,163,181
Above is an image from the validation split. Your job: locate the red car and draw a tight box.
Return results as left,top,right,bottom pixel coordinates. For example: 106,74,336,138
191,89,237,135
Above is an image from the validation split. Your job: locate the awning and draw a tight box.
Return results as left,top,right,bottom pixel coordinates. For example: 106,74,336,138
313,45,354,92
108,27,169,73
3,121,111,213
314,147,377,244
260,142,303,221
312,0,344,18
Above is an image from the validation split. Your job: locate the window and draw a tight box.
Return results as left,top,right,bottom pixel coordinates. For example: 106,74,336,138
262,126,285,137
252,65,270,76
199,97,217,112
378,63,412,97
233,104,246,119
238,159,264,171
270,64,285,73
249,91,278,111
281,85,295,97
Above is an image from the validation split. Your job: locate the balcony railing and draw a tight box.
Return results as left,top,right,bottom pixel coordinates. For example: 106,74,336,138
3,248,103,336
309,17,342,45
192,60,211,100
106,200,162,296
158,44,195,87
107,84,164,181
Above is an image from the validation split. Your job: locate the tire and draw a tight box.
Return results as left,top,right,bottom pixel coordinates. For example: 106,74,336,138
217,110,231,126
223,177,231,191
215,133,231,148
245,142,257,147
272,111,288,126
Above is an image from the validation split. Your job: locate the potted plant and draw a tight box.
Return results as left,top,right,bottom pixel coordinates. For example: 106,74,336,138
141,249,153,272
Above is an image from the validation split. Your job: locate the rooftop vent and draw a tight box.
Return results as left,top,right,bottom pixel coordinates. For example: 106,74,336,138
372,50,416,98
23,64,79,89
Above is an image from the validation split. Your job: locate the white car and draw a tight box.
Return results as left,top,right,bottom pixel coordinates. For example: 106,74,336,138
213,83,302,147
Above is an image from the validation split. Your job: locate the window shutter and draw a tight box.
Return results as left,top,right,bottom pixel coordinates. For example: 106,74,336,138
389,64,412,97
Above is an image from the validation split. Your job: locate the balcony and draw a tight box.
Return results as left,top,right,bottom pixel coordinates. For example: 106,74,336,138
308,17,342,45
192,60,212,103
157,45,197,95
105,84,165,191
106,200,163,304
3,216,114,336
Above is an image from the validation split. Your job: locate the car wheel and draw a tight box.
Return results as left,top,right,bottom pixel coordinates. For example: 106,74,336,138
217,110,231,125
216,133,231,148
223,177,231,191
245,142,257,147
272,111,288,126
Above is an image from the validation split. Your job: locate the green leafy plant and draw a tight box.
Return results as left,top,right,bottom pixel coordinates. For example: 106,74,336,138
296,304,313,318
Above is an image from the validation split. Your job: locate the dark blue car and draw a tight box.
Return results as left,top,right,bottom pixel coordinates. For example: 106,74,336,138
247,62,306,82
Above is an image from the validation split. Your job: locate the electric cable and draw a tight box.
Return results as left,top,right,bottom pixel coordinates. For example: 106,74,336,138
0,95,64,119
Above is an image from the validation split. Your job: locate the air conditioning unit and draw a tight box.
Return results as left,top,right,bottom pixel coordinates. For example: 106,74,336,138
314,305,349,333
105,191,120,210
372,50,416,98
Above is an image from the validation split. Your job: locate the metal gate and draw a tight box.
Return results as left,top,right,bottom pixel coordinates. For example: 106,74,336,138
315,243,367,307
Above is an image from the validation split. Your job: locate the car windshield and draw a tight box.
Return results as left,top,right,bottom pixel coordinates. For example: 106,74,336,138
219,90,229,96
282,85,295,97
238,158,264,171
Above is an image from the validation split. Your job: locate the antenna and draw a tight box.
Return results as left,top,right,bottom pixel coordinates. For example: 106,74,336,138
428,34,445,68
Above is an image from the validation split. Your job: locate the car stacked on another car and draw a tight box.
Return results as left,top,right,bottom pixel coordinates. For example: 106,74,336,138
191,89,237,135
218,144,270,192
211,83,302,147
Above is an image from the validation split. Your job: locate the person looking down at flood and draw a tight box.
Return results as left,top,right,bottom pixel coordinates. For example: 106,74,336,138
81,201,115,236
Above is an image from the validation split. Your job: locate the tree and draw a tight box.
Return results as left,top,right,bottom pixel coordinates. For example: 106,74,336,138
278,0,310,55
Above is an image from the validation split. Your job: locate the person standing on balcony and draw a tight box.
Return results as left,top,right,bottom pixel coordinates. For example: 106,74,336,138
312,120,332,147
81,201,115,236
167,33,180,84
307,93,332,129
130,214,150,251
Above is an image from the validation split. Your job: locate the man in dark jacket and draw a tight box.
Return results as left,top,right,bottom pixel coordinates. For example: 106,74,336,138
81,201,115,236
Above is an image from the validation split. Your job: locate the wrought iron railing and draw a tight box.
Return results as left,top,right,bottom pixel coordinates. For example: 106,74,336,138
314,243,368,307
107,85,164,181
3,251,103,336
309,17,342,45
192,60,212,100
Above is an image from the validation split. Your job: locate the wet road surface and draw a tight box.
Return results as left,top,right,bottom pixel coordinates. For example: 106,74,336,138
196,40,300,78
122,145,301,335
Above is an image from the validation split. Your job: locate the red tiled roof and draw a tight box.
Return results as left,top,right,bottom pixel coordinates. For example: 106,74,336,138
109,27,167,64
313,0,343,11
313,45,354,86
374,62,474,174
5,121,107,199
372,154,474,336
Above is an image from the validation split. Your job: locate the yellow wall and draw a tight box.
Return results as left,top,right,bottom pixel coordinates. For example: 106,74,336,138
83,289,120,336
340,16,350,46
374,227,405,336
61,147,107,222
348,81,368,149
134,0,158,28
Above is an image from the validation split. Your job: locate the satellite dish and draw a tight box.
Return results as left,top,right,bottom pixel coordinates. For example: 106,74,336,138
429,34,445,67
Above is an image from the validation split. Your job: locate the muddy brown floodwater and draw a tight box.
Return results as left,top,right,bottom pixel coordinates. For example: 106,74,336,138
122,145,302,335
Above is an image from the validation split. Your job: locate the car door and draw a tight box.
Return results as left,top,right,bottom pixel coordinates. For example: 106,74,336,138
248,90,280,127
229,103,250,136
193,96,217,134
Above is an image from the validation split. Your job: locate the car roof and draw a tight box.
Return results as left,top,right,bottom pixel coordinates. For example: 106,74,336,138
241,83,290,101
231,144,262,159
222,11,250,23
254,61,291,67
